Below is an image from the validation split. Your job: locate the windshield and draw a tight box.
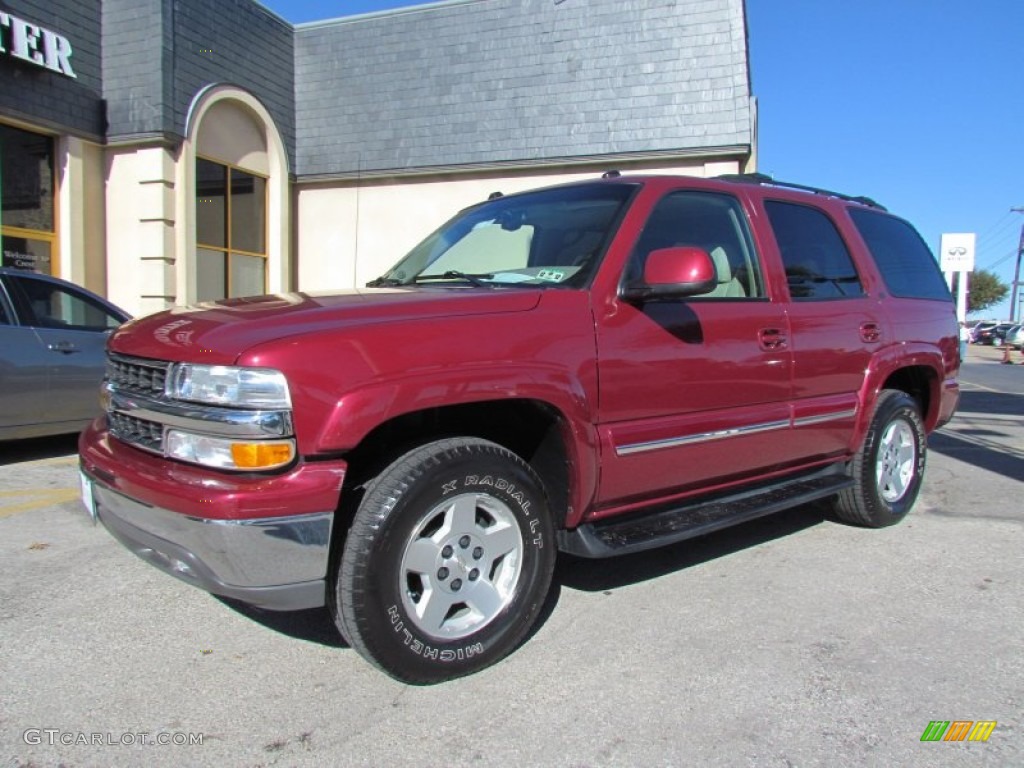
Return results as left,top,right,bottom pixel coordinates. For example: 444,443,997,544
370,182,637,288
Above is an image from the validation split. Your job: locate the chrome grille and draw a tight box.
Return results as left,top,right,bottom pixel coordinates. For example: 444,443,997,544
108,411,164,453
107,354,171,397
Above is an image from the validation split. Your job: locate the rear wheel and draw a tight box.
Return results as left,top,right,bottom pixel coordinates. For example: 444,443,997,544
833,390,926,527
334,438,555,683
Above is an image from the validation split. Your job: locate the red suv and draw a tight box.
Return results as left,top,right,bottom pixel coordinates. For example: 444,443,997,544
79,173,959,682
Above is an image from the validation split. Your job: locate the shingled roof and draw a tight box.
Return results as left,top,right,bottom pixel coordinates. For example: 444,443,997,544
294,0,752,179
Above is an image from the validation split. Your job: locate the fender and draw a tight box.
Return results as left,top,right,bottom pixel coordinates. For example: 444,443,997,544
237,290,604,529
312,363,601,529
852,341,947,450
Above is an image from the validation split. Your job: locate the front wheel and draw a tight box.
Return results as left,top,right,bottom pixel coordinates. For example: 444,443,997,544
334,438,556,684
833,389,926,527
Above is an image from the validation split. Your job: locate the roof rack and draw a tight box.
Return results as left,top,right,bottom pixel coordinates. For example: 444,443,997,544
716,172,887,211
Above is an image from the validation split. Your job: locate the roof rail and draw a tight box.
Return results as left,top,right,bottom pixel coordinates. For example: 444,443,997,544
716,173,887,211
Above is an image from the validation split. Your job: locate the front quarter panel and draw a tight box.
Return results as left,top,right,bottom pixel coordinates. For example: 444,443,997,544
236,291,601,515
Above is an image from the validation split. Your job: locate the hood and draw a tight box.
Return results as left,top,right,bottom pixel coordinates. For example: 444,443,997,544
110,288,543,363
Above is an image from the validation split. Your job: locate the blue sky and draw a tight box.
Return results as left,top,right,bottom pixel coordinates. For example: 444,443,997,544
261,0,1024,319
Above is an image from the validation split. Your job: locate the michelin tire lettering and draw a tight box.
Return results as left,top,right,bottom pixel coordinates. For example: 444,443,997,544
388,605,485,661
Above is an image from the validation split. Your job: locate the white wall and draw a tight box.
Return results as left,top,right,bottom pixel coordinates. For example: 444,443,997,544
58,136,106,296
104,146,177,317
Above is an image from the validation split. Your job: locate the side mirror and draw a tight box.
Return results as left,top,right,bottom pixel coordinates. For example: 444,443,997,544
621,246,717,302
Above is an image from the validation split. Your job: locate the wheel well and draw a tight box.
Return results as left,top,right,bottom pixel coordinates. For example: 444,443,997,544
881,366,935,425
330,400,571,552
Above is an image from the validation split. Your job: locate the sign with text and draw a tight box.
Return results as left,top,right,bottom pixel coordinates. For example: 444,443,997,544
940,233,976,272
0,11,76,78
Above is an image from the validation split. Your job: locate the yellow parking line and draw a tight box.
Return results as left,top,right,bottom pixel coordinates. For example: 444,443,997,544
0,488,80,518
17,456,78,468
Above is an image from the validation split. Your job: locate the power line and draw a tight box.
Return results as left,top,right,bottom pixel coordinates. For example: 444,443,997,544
978,248,1016,270
976,211,1016,243
977,217,1019,246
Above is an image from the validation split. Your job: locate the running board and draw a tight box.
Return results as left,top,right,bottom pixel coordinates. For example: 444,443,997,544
558,467,853,558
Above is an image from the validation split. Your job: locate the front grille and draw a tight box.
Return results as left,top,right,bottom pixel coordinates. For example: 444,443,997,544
108,411,165,454
107,355,171,397
104,353,293,460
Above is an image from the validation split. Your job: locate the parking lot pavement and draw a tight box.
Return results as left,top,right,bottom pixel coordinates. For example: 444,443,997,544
1,370,1021,768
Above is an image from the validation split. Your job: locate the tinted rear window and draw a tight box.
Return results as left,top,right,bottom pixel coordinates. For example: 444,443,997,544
848,209,951,301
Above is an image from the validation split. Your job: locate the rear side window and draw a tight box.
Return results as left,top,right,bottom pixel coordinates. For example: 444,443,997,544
848,208,951,301
765,201,865,300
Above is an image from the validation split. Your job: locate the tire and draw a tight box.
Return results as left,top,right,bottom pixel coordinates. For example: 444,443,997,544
334,438,556,684
833,389,926,528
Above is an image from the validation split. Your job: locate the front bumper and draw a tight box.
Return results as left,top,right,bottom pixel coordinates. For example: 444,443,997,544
80,420,347,611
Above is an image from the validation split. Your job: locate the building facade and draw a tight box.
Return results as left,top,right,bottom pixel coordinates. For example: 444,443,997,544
0,0,755,315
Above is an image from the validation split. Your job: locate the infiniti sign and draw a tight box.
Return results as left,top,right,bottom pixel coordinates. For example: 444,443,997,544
0,11,76,79
939,233,975,273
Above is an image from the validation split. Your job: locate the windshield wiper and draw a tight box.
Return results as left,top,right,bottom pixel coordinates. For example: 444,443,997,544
365,275,403,287
412,270,494,287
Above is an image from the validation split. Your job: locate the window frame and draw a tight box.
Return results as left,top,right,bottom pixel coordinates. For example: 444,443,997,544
4,272,127,331
763,198,866,302
195,154,269,300
846,207,952,302
622,189,767,300
0,121,59,277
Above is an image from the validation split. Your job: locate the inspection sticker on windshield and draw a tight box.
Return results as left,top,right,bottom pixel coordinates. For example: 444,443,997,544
536,270,565,282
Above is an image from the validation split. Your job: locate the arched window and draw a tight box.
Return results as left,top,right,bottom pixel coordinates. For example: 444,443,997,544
195,156,267,300
185,88,289,303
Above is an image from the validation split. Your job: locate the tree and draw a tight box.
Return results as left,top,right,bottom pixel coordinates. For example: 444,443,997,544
967,269,1009,314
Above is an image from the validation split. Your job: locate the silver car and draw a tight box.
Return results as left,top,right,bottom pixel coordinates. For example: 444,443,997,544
1005,324,1024,350
0,268,130,440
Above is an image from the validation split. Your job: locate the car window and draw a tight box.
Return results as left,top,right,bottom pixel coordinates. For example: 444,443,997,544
624,191,765,299
423,222,536,276
8,274,122,331
379,183,636,288
847,208,951,301
765,201,865,300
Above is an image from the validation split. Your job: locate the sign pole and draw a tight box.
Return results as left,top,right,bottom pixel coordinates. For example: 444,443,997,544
940,233,976,323
1009,211,1024,323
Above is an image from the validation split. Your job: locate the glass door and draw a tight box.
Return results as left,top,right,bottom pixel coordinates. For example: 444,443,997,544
0,123,57,275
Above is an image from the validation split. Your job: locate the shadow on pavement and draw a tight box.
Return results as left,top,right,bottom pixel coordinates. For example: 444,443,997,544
217,599,349,649
557,501,830,592
0,433,80,466
931,389,1024,483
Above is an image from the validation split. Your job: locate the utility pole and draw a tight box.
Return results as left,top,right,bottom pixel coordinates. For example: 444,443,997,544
1012,208,1024,323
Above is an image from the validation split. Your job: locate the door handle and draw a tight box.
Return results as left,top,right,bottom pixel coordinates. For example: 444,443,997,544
47,341,80,354
860,322,882,343
758,328,787,350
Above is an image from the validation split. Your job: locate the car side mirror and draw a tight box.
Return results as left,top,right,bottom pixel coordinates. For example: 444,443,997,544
620,246,717,302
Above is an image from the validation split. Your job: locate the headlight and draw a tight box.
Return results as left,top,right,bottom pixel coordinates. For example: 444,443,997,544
165,364,291,408
165,430,295,471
